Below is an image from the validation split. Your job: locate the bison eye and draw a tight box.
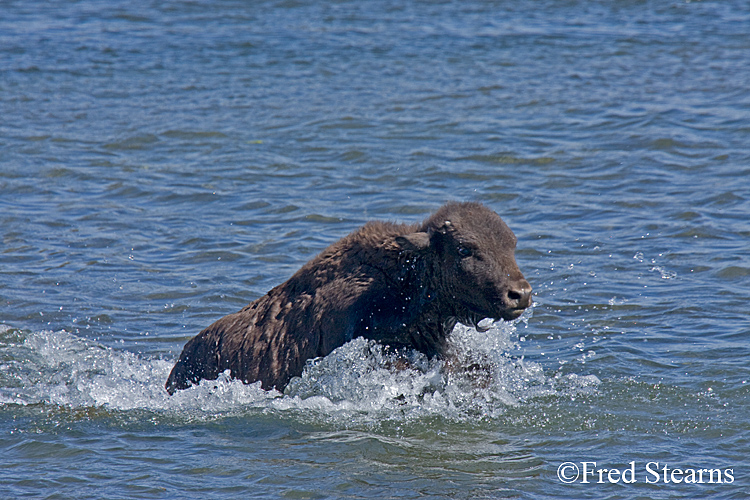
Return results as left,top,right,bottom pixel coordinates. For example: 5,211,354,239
457,246,473,258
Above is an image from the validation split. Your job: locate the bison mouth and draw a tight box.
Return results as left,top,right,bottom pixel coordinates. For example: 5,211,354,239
500,306,527,321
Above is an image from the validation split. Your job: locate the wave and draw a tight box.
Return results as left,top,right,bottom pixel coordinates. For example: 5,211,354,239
0,317,599,425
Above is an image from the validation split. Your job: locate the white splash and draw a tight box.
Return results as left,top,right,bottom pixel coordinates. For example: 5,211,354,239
0,319,599,423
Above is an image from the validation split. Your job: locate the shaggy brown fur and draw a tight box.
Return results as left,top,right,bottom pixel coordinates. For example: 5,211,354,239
165,202,531,394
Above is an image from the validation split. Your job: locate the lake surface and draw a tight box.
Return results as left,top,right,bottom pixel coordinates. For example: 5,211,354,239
2,0,749,498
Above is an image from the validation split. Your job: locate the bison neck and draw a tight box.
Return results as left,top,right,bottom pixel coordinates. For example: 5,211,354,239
351,263,456,359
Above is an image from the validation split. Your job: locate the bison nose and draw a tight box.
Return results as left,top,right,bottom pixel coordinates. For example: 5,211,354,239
506,280,532,310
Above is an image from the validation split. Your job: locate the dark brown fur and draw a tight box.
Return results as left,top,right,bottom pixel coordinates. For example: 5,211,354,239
165,202,532,394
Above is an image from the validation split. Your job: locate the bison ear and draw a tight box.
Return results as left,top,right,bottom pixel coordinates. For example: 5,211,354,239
395,232,431,252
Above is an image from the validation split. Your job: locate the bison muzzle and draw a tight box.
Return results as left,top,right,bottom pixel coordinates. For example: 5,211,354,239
165,201,532,394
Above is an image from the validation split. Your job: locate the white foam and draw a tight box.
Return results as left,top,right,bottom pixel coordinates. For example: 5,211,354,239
0,318,599,423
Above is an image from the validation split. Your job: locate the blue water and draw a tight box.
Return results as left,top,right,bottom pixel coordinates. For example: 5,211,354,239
2,1,749,498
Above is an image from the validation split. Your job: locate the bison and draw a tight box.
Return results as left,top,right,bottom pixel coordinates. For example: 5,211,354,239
165,201,532,394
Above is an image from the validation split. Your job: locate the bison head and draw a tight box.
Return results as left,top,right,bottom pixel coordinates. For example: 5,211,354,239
397,202,532,330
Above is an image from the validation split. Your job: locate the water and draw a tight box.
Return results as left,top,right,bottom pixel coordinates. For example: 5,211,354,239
2,0,749,498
